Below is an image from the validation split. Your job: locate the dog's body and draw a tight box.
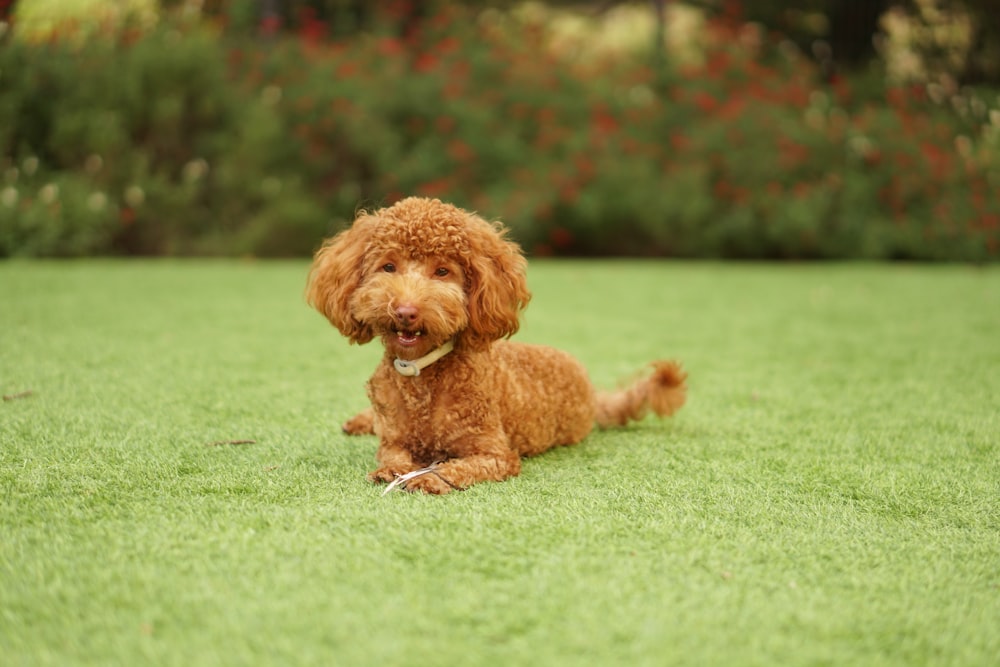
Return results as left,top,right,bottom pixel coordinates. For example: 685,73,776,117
307,197,686,494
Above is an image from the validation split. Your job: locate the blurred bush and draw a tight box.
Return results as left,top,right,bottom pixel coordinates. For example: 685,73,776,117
1,2,998,260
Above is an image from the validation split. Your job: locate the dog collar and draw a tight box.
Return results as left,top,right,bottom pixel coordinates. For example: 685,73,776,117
393,340,455,377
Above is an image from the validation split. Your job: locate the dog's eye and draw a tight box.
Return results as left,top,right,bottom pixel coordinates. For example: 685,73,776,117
434,267,450,277
381,263,396,273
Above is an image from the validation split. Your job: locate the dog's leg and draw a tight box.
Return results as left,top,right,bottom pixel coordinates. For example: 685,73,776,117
368,442,420,484
405,449,522,494
342,407,376,435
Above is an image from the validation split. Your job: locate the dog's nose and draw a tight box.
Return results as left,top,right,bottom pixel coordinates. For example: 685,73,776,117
395,304,419,324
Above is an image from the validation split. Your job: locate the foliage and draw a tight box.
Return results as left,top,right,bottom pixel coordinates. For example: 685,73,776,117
0,21,326,256
11,0,159,42
1,4,998,259
723,0,1000,85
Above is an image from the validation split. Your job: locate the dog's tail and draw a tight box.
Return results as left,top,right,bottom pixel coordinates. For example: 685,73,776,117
595,360,687,429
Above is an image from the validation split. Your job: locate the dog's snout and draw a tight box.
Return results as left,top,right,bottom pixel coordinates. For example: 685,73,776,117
395,304,419,324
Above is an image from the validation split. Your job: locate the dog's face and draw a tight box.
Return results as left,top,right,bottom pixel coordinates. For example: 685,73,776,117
307,197,531,359
351,253,468,359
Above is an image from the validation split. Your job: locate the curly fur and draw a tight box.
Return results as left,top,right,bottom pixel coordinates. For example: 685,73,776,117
307,197,686,494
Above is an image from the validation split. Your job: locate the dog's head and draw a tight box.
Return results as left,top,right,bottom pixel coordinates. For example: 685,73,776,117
306,197,531,358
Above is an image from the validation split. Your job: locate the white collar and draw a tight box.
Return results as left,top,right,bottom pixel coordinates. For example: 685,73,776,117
393,340,455,377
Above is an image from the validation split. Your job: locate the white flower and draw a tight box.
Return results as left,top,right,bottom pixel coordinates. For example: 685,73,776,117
970,96,986,119
1,186,18,208
849,135,875,159
22,156,38,176
804,107,825,131
809,91,828,109
954,135,973,158
39,183,59,204
926,83,946,104
124,185,146,207
951,95,968,116
182,158,209,183
87,192,108,212
778,40,801,62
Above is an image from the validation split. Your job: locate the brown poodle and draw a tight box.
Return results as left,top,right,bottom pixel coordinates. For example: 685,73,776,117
307,197,686,494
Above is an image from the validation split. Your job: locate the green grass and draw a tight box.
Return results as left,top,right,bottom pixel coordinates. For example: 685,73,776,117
1,260,998,666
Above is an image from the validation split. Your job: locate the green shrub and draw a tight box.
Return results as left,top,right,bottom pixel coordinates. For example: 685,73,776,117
257,8,999,260
0,23,332,257
1,6,998,260
0,167,118,257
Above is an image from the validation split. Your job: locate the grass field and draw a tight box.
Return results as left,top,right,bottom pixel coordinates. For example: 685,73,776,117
1,260,998,666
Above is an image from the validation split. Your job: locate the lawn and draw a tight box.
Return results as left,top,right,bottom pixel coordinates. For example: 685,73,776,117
1,260,998,666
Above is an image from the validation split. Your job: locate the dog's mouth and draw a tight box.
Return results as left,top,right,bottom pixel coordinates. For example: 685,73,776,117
392,328,426,348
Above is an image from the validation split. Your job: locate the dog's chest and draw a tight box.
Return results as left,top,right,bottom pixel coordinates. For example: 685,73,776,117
367,369,470,455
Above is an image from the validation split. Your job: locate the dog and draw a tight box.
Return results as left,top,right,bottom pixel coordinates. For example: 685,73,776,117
306,197,686,494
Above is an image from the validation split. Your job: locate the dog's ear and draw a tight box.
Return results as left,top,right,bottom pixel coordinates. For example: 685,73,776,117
305,215,376,344
461,215,531,350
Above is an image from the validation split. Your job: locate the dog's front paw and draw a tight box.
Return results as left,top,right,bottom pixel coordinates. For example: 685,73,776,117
370,465,460,495
404,472,458,495
368,467,406,484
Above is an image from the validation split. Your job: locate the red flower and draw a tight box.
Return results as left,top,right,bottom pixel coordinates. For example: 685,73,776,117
777,137,809,168
886,87,907,109
435,115,456,133
382,0,415,22
377,37,404,57
298,8,326,45
705,51,731,78
510,103,530,120
436,36,460,55
591,106,618,134
418,178,452,197
831,75,852,106
718,96,747,120
414,52,438,73
336,61,358,78
573,156,595,180
692,92,718,113
536,107,557,125
534,243,554,257
443,80,464,100
550,227,574,247
920,142,951,179
447,140,475,163
260,14,282,36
